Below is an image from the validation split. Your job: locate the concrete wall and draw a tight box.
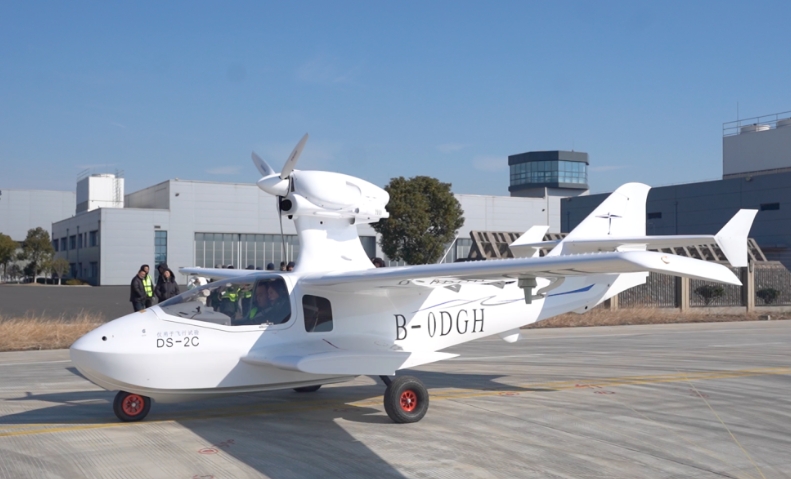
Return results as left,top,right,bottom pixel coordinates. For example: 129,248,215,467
125,181,170,210
723,124,791,178
0,189,75,241
561,173,791,267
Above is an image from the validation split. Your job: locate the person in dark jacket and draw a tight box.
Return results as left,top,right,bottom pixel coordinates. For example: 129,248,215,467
155,269,181,301
130,269,148,312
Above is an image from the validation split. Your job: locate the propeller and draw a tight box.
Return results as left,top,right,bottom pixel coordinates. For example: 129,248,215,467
251,133,309,267
280,133,309,180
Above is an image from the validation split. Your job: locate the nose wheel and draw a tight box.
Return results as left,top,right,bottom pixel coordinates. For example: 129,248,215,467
113,391,152,422
382,376,429,423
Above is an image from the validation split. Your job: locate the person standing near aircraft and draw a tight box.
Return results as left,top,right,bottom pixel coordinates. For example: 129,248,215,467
141,265,155,308
129,269,147,312
155,270,181,301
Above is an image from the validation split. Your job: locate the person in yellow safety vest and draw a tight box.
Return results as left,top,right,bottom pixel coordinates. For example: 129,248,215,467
238,282,269,325
141,264,155,308
219,285,240,318
240,287,253,317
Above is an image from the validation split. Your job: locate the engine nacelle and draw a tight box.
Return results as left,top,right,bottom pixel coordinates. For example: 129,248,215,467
276,171,389,224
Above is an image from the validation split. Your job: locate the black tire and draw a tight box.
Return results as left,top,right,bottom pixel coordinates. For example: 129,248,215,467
383,376,429,423
113,391,152,422
293,385,322,393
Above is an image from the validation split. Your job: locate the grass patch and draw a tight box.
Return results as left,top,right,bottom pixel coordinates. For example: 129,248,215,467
526,307,784,329
0,313,104,352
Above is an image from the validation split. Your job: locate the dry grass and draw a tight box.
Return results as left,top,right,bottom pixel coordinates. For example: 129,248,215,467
0,313,104,352
526,307,783,329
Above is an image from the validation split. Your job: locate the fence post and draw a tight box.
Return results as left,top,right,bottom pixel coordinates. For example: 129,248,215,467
677,276,690,313
743,264,755,313
610,294,619,311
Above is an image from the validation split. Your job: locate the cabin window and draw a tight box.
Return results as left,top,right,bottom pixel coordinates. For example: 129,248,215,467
647,212,662,219
159,275,291,327
760,203,779,211
303,295,333,332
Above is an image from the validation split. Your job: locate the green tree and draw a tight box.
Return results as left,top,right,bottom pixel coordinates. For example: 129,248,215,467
373,176,464,265
19,227,55,280
0,233,18,281
51,257,71,285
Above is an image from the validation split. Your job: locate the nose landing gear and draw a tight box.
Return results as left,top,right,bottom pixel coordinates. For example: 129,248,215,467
113,391,152,422
381,375,429,423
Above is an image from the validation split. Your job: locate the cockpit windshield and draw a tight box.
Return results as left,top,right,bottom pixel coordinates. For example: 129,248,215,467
159,275,291,327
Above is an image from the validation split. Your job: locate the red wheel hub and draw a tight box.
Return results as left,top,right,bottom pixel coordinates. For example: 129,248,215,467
400,390,418,412
122,394,145,416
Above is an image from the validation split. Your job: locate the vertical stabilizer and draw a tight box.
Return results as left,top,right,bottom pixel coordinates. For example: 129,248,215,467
549,183,650,256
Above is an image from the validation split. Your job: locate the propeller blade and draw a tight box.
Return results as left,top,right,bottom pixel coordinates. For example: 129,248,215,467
280,133,309,180
251,152,274,177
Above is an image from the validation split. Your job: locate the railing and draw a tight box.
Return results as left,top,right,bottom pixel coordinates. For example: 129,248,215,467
723,110,791,137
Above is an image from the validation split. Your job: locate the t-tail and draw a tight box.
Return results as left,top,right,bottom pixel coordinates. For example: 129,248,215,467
511,183,757,315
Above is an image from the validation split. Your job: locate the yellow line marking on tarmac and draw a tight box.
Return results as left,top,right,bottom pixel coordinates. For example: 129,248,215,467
683,372,767,479
1,367,789,438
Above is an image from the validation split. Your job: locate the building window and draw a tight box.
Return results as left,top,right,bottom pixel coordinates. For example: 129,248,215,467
90,262,98,279
647,212,662,219
89,230,98,247
154,231,168,278
69,235,76,250
359,236,376,258
510,160,587,187
61,237,67,251
760,203,780,211
53,240,58,252
303,295,333,332
77,234,83,249
195,233,300,269
70,263,77,278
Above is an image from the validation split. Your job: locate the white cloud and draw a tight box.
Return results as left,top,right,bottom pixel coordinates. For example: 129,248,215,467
296,55,360,84
472,155,507,172
589,165,628,172
109,122,127,129
207,166,242,175
436,143,468,154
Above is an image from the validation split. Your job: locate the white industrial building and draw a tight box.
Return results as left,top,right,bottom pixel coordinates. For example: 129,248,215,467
52,177,564,285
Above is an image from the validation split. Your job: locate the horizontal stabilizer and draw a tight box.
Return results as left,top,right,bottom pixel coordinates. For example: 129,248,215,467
517,209,758,268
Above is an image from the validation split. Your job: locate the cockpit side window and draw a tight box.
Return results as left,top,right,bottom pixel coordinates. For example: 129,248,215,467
303,295,333,332
159,276,291,327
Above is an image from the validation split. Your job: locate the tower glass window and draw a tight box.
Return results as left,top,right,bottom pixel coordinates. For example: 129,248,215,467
508,151,589,196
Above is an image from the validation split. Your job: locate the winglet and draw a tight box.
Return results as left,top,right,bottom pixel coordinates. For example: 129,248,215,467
714,209,758,267
510,225,550,258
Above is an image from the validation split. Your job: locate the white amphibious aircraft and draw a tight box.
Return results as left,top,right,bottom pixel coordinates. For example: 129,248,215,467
70,134,757,424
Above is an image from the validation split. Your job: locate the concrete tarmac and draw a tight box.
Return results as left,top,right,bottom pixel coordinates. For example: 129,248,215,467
0,320,789,478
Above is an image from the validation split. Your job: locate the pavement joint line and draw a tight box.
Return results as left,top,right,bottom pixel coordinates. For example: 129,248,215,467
1,366,790,438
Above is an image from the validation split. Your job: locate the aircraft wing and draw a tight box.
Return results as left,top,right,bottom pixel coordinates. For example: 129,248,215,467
301,250,741,292
179,267,258,279
241,334,457,375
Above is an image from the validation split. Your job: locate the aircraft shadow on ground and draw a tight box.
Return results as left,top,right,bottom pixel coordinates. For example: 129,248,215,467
0,369,555,477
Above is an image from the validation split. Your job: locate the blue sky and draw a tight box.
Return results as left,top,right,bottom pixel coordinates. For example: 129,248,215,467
1,1,789,195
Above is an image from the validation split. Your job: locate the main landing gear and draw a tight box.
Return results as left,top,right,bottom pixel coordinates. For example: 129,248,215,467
113,391,152,422
380,375,429,423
